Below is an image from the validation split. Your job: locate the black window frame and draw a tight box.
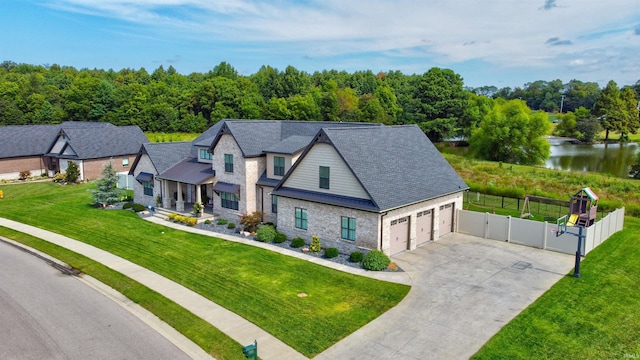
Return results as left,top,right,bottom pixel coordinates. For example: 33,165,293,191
319,166,330,189
273,156,285,176
224,154,234,173
271,195,278,214
143,180,153,196
200,148,212,161
221,191,239,210
295,207,307,230
341,216,356,241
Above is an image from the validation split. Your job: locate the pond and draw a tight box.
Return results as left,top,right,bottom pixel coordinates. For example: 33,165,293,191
440,140,640,178
546,142,639,178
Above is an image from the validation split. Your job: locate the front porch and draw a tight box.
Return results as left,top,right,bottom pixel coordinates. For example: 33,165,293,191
154,203,218,224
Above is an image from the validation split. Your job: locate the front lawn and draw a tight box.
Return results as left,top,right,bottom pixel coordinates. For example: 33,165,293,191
0,182,409,357
472,217,640,359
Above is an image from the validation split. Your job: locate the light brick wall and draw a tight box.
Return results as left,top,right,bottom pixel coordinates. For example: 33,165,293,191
277,197,379,253
0,156,45,180
212,134,246,222
131,154,161,207
380,192,464,255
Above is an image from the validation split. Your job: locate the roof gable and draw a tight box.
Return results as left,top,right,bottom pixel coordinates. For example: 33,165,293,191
129,142,193,175
276,125,468,212
46,124,149,159
0,124,60,158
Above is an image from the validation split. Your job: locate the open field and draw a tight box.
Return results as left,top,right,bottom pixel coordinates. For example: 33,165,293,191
145,132,200,142
0,182,409,357
472,217,640,359
445,153,640,216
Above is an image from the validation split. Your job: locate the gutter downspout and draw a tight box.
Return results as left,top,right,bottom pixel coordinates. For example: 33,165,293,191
379,211,388,251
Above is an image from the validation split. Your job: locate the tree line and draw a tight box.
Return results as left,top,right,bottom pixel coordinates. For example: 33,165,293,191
0,60,638,165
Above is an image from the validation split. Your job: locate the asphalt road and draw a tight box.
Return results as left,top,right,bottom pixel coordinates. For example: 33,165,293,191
0,241,192,360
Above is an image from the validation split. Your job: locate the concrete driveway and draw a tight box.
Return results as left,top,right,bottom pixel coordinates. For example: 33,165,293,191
315,233,575,360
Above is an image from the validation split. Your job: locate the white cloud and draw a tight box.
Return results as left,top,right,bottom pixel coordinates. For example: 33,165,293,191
46,0,640,85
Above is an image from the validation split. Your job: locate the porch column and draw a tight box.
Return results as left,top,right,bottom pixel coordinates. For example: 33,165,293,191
195,185,203,214
162,180,171,208
176,182,185,212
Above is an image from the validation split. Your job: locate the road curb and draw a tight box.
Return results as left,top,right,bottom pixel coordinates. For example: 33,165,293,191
0,236,215,360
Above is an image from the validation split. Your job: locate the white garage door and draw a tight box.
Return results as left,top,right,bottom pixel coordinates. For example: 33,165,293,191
416,209,433,245
390,216,409,255
439,203,454,237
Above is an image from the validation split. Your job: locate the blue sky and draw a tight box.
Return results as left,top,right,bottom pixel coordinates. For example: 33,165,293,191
1,0,639,88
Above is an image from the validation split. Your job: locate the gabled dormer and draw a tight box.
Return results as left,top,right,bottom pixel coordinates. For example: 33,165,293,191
197,147,213,163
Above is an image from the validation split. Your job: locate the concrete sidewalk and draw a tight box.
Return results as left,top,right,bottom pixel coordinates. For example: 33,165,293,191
0,217,306,360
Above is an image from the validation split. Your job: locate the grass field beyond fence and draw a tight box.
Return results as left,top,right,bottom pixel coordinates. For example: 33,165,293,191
0,182,409,357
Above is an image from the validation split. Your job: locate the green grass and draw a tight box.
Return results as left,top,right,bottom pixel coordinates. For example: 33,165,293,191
145,132,200,143
445,153,640,216
0,182,409,357
472,217,640,359
0,226,244,360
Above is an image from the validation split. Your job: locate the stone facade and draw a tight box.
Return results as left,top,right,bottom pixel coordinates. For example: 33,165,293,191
277,197,379,253
212,134,248,222
0,156,45,180
131,154,162,207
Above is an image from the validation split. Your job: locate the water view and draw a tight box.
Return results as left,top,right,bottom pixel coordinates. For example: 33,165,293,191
546,142,639,178
441,140,640,178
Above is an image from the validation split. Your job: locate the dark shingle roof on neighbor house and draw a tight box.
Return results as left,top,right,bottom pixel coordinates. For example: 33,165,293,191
0,122,148,159
48,124,149,159
209,120,383,157
274,125,469,212
0,125,59,158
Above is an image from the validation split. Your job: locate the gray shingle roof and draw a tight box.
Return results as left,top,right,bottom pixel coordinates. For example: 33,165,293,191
274,125,468,212
324,125,468,211
0,125,59,158
209,119,383,157
49,124,149,159
141,142,193,174
157,157,215,184
262,135,313,154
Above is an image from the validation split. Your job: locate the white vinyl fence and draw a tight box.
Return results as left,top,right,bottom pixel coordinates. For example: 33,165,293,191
457,208,625,256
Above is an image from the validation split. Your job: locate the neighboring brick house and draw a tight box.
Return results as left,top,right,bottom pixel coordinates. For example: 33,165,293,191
130,119,468,256
0,122,149,184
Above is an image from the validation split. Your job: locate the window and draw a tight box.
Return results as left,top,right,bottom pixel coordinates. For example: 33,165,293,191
224,154,234,173
273,156,285,176
122,158,129,167
200,149,212,160
295,207,307,230
221,192,239,210
143,181,153,196
319,166,330,189
341,217,356,241
271,195,278,214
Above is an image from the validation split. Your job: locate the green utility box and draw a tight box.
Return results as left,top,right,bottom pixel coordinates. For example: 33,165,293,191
242,340,257,359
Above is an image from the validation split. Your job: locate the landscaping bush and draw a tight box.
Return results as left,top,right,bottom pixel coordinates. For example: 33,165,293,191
362,250,391,271
167,213,178,221
64,161,80,183
310,235,321,252
324,247,339,259
132,203,146,212
19,170,31,180
186,217,197,226
227,222,236,229
216,219,228,225
204,219,211,225
122,202,133,210
239,211,263,233
255,225,277,242
349,251,364,263
52,172,66,183
291,237,305,248
274,232,287,243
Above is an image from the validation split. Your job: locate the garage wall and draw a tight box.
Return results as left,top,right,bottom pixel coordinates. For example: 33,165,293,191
380,192,464,256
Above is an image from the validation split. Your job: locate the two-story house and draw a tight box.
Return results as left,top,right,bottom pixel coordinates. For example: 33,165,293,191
129,119,468,256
